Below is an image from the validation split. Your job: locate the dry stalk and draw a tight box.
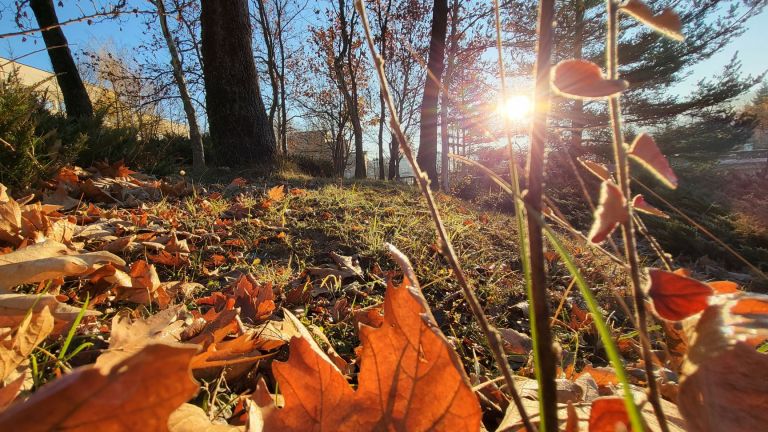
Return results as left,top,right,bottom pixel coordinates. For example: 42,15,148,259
354,1,535,430
524,0,558,430
605,1,668,430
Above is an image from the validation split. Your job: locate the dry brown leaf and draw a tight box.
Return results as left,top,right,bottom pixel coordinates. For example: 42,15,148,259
0,343,198,431
498,327,533,355
0,306,54,381
42,183,81,211
588,397,630,432
258,248,481,431
552,59,629,99
168,403,243,432
232,274,275,323
621,0,684,41
0,184,23,246
0,294,100,334
588,181,628,244
0,371,25,408
679,304,768,431
0,240,125,290
266,185,285,202
96,306,189,368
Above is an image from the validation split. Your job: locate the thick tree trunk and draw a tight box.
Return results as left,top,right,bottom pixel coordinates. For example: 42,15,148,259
200,0,276,167
417,0,448,189
155,0,205,173
29,0,93,119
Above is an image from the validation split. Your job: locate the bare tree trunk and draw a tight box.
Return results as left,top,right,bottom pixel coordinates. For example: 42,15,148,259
29,0,93,119
418,0,448,189
200,0,276,166
255,0,280,129
333,0,365,178
155,0,205,173
277,8,289,155
440,0,459,191
570,0,585,154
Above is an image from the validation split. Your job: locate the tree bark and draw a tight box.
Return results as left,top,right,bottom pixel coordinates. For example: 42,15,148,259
29,0,93,119
569,0,585,154
200,0,276,167
439,0,459,191
155,0,205,173
418,0,448,189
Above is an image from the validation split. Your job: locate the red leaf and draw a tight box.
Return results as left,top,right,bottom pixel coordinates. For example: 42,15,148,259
621,0,684,41
578,157,611,181
588,397,630,432
628,133,678,189
552,59,629,99
645,268,713,321
588,181,628,244
631,194,668,218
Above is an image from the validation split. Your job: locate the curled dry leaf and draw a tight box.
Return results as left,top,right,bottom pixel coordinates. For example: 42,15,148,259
232,274,275,323
0,371,25,408
577,157,611,181
0,294,100,335
96,306,189,368
632,194,668,218
628,133,678,189
621,0,684,41
266,185,285,202
0,306,54,381
588,181,628,244
552,59,629,99
588,397,630,432
257,252,481,431
679,304,768,432
0,240,125,291
0,343,199,432
168,403,243,432
645,268,713,321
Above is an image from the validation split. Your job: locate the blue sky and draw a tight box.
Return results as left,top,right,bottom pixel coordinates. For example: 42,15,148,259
2,1,766,100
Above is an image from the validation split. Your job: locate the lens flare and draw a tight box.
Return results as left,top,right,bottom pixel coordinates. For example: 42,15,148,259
499,95,532,121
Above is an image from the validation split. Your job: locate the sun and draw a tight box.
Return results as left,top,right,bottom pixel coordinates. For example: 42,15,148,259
499,95,532,122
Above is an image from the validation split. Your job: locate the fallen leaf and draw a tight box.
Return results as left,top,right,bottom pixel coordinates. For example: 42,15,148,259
679,304,768,432
645,268,713,321
628,133,678,189
588,181,628,244
0,306,54,381
0,240,125,290
0,343,198,431
168,403,243,432
231,274,275,323
621,0,684,41
552,59,629,99
96,306,189,368
588,397,630,432
258,247,481,431
266,185,285,202
0,371,25,408
498,327,533,355
0,294,100,334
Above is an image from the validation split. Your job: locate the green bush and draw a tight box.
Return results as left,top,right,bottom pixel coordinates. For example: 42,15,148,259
0,72,86,192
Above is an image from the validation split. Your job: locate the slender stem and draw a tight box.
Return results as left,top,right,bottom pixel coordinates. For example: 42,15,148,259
525,0,558,430
354,1,535,430
606,2,668,431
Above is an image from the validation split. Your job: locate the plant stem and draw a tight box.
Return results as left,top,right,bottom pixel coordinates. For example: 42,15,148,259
525,0,558,430
606,2,668,431
354,1,535,430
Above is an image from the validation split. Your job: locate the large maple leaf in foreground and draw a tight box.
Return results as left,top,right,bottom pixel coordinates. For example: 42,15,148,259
255,244,481,431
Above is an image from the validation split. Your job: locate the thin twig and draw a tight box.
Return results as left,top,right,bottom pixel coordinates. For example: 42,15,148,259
354,1,534,430
605,1,668,430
